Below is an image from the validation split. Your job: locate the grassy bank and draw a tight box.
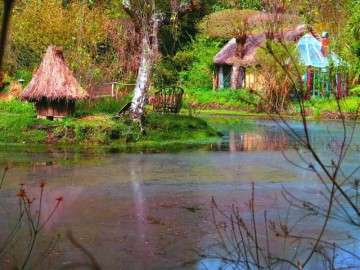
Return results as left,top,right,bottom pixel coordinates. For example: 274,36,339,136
182,87,359,118
0,100,221,146
183,91,359,120
0,94,357,146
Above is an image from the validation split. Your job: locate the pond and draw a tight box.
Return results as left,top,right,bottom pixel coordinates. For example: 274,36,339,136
0,116,359,269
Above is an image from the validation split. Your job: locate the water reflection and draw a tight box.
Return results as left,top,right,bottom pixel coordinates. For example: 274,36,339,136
0,117,359,269
206,116,360,153
130,159,156,268
213,129,289,152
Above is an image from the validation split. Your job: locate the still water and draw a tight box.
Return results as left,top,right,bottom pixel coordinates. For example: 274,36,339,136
0,116,359,269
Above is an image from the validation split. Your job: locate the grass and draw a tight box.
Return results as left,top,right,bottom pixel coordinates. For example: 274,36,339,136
0,100,220,146
183,87,259,111
302,96,360,118
0,93,357,147
0,112,50,143
182,87,359,119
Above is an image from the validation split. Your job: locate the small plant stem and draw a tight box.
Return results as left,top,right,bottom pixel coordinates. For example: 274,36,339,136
264,210,271,269
39,202,60,231
21,231,38,270
20,186,44,270
23,197,35,232
0,212,25,256
36,187,44,229
251,183,260,267
21,199,61,269
301,184,336,268
0,167,8,189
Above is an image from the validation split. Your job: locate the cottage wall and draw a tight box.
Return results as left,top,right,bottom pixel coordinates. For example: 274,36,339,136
36,99,75,119
215,65,257,90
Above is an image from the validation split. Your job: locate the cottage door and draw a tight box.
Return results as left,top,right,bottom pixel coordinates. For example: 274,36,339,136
223,65,232,89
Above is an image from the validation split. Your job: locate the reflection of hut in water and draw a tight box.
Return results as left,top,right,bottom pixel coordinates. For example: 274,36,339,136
21,46,88,119
215,130,289,152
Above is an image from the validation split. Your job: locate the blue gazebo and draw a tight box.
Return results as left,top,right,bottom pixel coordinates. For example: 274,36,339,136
296,33,347,99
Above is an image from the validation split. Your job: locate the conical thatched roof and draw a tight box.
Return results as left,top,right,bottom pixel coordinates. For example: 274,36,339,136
21,46,88,101
213,25,321,67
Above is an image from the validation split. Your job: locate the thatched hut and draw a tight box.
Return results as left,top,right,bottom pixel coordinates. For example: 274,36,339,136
21,46,88,119
213,25,321,90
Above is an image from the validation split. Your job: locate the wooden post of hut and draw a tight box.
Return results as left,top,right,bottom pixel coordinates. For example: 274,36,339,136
20,46,88,120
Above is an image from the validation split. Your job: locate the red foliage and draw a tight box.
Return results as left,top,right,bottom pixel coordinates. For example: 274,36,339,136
39,181,46,188
17,190,26,198
55,196,64,202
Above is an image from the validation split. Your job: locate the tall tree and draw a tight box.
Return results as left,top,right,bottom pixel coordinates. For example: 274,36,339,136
122,0,199,130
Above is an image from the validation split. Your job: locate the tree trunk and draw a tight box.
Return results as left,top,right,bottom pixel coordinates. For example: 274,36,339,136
231,37,247,90
123,0,197,132
130,34,154,126
231,65,241,90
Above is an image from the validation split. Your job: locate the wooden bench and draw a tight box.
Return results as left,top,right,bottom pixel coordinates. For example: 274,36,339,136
152,86,184,114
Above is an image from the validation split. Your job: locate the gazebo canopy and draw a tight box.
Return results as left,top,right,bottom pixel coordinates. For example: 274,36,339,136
296,34,341,68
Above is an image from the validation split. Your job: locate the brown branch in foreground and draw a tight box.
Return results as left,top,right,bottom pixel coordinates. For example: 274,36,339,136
61,231,102,270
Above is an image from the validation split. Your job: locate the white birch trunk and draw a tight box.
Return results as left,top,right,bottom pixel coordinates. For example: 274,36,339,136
123,0,196,131
130,35,154,121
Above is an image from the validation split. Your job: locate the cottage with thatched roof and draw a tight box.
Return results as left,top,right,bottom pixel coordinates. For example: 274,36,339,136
213,25,322,90
21,46,88,119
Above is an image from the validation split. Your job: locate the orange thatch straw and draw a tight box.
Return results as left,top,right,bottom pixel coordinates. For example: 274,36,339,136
21,46,88,101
